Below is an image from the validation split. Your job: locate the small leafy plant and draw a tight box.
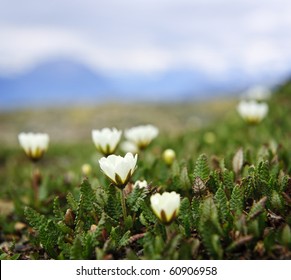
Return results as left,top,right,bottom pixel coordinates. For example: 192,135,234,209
0,83,290,260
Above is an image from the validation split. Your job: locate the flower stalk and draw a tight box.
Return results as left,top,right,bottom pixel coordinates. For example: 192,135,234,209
31,166,41,208
120,188,127,221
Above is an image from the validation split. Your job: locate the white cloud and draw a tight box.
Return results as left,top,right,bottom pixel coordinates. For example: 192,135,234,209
1,0,291,81
0,26,88,75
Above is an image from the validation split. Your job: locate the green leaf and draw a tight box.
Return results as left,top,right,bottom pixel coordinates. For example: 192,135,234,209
230,185,244,216
127,186,148,212
118,230,131,249
270,190,283,210
80,179,96,212
200,197,220,227
193,154,210,182
198,195,223,261
222,169,234,191
53,196,63,220
70,236,83,260
124,215,133,231
104,186,122,221
25,207,61,259
24,207,46,230
247,197,267,221
39,220,61,259
140,201,158,224
180,166,191,190
179,197,192,237
191,196,201,228
66,192,78,212
214,186,229,222
257,160,270,183
199,219,223,259
280,224,291,247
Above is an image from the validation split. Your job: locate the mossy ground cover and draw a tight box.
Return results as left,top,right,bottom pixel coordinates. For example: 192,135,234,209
0,85,290,260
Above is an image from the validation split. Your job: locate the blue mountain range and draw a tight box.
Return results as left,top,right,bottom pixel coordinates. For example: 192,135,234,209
0,58,263,110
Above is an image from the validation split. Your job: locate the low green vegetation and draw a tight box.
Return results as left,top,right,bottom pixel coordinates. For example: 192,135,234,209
0,83,290,260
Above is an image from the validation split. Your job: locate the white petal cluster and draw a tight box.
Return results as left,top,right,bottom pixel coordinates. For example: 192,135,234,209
92,128,122,156
133,180,148,189
18,132,49,161
237,100,268,124
120,141,139,154
242,86,272,101
125,125,159,149
150,191,180,224
99,152,138,187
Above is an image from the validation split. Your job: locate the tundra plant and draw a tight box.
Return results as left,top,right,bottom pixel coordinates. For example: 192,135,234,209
18,132,49,161
99,152,138,188
133,180,148,189
237,100,268,124
99,152,138,220
92,128,122,156
18,132,49,208
162,149,176,166
150,191,180,225
125,125,159,150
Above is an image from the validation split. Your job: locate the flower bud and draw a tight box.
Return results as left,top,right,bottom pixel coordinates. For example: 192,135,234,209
203,132,216,144
64,209,75,227
162,149,176,166
89,224,98,233
81,163,92,176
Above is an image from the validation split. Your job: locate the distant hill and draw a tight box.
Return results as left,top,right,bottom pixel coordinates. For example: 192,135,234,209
0,60,112,108
0,58,270,109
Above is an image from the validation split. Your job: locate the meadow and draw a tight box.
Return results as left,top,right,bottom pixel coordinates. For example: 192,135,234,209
0,83,290,260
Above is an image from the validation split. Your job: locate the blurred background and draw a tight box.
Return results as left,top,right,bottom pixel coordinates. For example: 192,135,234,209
0,0,291,143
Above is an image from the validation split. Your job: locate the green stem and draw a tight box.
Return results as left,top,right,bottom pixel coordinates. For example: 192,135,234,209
31,166,41,209
120,188,127,221
165,225,172,242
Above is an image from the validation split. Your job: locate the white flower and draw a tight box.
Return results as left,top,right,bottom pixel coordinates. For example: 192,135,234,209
237,100,268,124
133,180,148,189
120,141,138,154
150,191,180,224
162,149,176,166
92,128,122,155
242,86,272,101
99,152,138,187
125,125,159,149
18,132,49,161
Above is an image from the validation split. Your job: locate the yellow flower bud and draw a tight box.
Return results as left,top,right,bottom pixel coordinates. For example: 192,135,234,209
81,163,92,176
162,149,176,166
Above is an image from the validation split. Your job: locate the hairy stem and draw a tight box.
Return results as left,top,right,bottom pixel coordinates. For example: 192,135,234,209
32,167,42,209
120,188,127,221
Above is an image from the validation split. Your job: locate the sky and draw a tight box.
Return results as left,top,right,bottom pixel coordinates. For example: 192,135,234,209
1,0,291,84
